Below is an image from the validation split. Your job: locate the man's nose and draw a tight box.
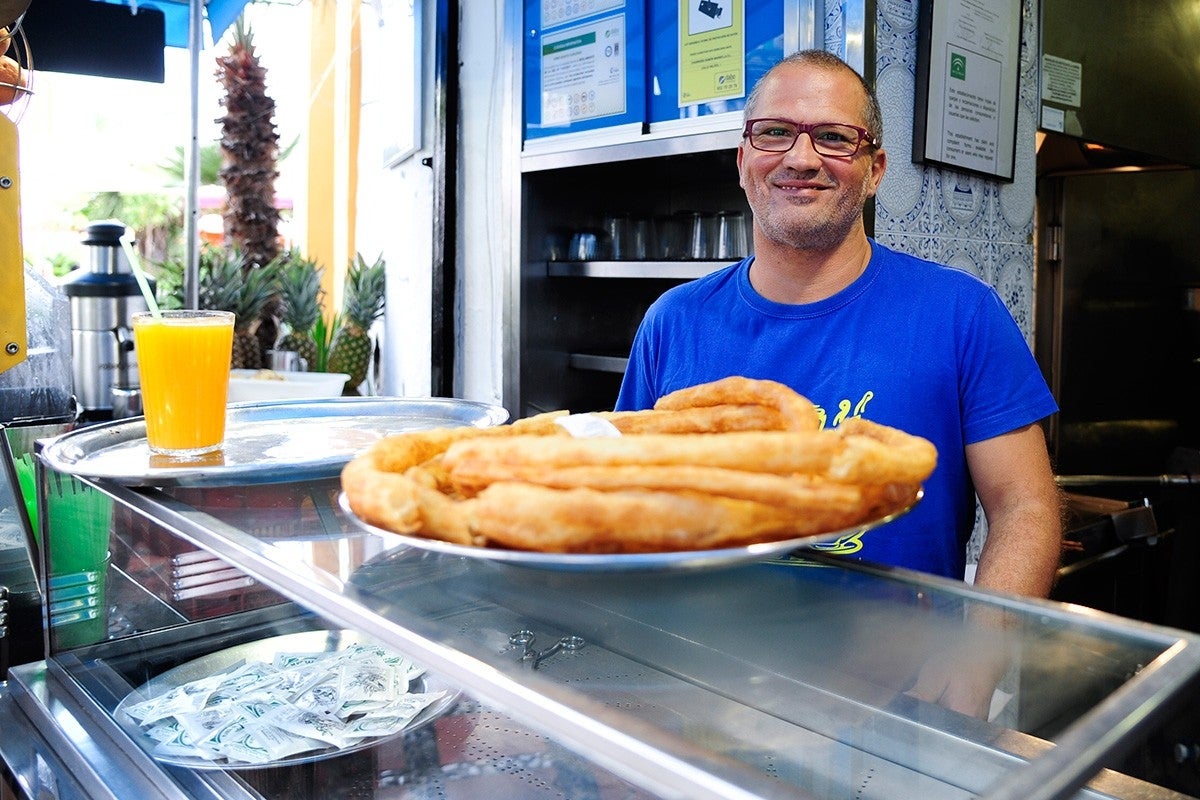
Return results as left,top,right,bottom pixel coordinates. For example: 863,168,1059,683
780,131,825,167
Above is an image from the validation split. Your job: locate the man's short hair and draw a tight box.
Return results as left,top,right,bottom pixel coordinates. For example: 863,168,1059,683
744,49,884,147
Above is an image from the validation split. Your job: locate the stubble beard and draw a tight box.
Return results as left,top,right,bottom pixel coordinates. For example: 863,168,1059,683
751,168,873,252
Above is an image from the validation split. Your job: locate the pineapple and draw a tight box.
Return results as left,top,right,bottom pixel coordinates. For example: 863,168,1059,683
232,259,281,369
274,250,324,369
327,254,386,392
195,246,244,366
197,247,278,369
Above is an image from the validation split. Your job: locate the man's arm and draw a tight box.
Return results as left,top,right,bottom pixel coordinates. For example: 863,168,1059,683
966,422,1063,598
906,423,1062,717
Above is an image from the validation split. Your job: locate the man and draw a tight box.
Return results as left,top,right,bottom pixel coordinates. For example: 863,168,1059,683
616,50,1062,601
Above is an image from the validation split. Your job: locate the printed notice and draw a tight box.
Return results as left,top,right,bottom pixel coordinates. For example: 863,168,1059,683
1041,105,1065,132
1041,54,1082,107
678,0,745,106
939,45,1003,173
917,0,1021,180
541,14,628,126
542,0,624,28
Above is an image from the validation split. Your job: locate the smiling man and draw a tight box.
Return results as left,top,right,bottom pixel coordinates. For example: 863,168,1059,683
616,50,1062,601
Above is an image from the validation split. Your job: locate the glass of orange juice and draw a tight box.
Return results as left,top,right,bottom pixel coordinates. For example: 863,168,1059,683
132,310,235,457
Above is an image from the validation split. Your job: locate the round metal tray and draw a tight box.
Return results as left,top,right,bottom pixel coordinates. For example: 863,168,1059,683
39,397,509,487
339,490,921,573
113,629,460,770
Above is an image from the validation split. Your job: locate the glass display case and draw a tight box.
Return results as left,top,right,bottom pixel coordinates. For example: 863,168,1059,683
3,446,1200,800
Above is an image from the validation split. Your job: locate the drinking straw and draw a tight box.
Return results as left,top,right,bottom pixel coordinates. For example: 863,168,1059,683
119,234,161,317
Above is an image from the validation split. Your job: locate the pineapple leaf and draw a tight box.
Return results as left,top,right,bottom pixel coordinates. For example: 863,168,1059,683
340,252,386,329
312,311,340,373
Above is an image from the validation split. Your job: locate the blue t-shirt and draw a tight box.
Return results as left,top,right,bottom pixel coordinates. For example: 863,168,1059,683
615,239,1058,579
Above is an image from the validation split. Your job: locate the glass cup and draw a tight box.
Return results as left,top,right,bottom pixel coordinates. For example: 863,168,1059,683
266,349,308,372
688,212,715,260
658,211,698,260
626,215,653,260
568,229,609,261
132,310,235,457
714,211,748,259
44,473,113,648
603,215,630,260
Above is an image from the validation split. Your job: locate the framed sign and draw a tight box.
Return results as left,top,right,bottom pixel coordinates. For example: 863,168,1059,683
523,0,646,142
913,0,1022,181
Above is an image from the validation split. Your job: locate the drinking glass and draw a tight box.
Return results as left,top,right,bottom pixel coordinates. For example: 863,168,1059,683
688,212,716,260
132,310,235,457
568,230,603,261
626,215,653,260
715,211,748,259
654,214,686,260
267,349,308,371
603,215,631,260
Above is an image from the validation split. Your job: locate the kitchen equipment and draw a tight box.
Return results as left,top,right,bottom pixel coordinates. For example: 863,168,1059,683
60,220,154,420
266,348,307,371
227,368,349,402
0,266,73,422
0,425,40,677
109,385,141,419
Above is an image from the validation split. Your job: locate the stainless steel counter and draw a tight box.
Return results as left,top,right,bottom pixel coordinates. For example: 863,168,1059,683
3,471,1200,800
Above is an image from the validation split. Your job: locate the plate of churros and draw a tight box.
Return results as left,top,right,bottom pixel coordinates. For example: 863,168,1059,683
338,377,937,572
337,489,921,571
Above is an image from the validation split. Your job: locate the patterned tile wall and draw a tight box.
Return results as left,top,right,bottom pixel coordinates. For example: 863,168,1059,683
824,0,1041,566
866,0,1038,338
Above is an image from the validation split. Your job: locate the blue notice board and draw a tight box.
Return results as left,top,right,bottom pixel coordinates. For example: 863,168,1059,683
523,0,647,141
648,0,784,124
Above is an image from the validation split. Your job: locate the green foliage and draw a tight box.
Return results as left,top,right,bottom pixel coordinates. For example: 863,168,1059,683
80,191,180,233
340,253,387,328
158,143,224,186
149,256,183,310
311,311,340,373
33,252,79,278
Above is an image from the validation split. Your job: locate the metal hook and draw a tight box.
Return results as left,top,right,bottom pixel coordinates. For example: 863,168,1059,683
508,630,585,669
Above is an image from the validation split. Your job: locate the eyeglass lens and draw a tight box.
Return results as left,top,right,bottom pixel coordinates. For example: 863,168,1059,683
747,120,866,156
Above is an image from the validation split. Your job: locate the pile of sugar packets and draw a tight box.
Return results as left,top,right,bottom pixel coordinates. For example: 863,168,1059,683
121,641,448,765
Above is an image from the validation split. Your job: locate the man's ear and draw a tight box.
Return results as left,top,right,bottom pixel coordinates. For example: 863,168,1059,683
866,147,888,198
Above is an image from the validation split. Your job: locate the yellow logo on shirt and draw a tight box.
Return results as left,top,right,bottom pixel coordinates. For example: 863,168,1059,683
814,390,874,429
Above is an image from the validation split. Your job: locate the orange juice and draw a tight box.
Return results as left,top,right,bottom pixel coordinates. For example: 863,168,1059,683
132,310,235,456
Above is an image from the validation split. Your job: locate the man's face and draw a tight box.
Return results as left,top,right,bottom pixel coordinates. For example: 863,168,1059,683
737,63,887,252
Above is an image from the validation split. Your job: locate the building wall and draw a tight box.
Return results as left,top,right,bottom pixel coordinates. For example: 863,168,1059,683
869,0,1038,344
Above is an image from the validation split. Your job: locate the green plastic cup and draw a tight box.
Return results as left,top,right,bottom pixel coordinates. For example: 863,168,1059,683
43,470,112,648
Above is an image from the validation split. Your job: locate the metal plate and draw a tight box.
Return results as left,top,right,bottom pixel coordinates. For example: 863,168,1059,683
339,490,921,573
39,397,509,487
112,629,461,770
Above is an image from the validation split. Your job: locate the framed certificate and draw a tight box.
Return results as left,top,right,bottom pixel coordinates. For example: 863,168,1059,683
523,0,646,142
913,0,1022,181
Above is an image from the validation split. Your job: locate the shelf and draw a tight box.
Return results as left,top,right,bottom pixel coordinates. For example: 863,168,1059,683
568,353,629,373
547,260,729,280
520,126,741,172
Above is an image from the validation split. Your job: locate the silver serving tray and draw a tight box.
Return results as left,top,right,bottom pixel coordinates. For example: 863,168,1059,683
339,490,921,573
39,397,509,487
113,629,460,770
